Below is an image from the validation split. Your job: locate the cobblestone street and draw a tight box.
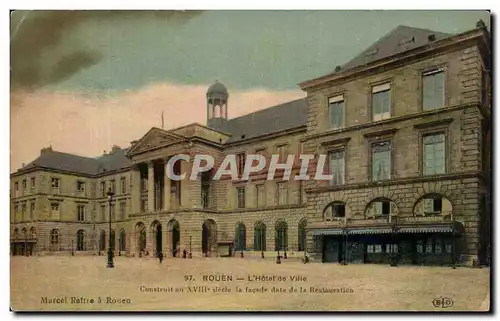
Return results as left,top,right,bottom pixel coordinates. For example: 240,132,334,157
10,256,490,311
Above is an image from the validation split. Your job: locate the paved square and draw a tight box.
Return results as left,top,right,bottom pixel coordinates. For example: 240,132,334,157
10,256,490,311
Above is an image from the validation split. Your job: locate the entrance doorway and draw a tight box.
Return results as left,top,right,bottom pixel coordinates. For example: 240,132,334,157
151,221,162,256
202,219,217,256
167,219,180,257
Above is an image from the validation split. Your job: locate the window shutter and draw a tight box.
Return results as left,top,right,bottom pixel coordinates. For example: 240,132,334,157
338,154,345,184
390,202,398,216
442,198,452,216
423,199,434,214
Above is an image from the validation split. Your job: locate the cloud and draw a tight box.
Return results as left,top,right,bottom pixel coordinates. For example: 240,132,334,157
10,10,204,90
10,83,304,172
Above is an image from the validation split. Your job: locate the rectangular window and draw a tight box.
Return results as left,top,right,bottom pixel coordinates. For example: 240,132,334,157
51,178,60,189
329,150,345,186
14,182,19,197
141,178,147,192
77,181,85,193
445,242,452,254
425,239,433,253
120,177,126,194
256,184,265,207
31,177,36,190
372,83,391,121
374,244,383,253
435,239,442,254
101,181,106,196
22,179,27,191
277,182,288,205
423,70,445,110
367,244,374,253
237,187,246,209
416,240,424,253
110,180,116,193
30,202,35,220
141,199,148,212
277,145,287,163
236,153,246,177
423,133,445,175
51,203,60,219
386,244,398,253
371,141,391,181
21,202,27,220
120,201,126,220
328,95,344,129
77,205,85,222
110,203,115,221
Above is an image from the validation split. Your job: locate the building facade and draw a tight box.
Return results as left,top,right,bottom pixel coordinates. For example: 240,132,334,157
10,24,491,266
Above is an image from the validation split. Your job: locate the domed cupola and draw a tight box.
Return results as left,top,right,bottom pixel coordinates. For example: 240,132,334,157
206,80,229,130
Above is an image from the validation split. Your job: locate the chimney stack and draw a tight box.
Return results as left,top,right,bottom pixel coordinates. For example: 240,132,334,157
40,145,53,155
111,145,121,153
335,65,342,72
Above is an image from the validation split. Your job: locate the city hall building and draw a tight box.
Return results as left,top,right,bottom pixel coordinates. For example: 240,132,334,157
10,24,491,266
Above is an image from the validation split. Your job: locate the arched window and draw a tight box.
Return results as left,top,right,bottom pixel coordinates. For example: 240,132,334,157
22,227,27,238
365,198,398,218
413,194,452,217
76,230,85,251
119,229,126,251
323,201,347,221
254,222,266,251
99,230,106,251
139,227,147,252
50,229,59,249
235,223,246,251
13,228,19,239
275,220,288,251
30,227,36,239
298,219,307,251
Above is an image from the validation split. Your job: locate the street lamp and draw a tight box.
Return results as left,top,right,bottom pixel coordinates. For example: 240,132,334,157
107,188,115,268
390,223,399,267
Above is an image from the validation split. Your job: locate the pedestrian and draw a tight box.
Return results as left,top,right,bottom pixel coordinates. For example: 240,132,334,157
158,251,164,264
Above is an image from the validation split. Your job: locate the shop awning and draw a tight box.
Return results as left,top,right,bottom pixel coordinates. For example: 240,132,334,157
398,226,453,233
310,222,460,236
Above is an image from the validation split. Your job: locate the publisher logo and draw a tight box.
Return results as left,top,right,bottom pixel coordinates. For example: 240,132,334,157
432,297,454,308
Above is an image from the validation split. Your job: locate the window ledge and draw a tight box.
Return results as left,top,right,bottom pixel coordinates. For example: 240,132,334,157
363,128,398,138
413,117,454,129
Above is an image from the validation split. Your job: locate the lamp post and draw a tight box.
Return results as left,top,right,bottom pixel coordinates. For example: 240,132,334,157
451,217,456,269
390,223,399,267
107,188,115,268
342,217,348,265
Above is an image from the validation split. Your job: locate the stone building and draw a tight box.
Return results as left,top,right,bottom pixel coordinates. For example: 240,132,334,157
10,24,491,266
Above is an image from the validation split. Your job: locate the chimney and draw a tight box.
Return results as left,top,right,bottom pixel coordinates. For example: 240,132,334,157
111,145,121,153
40,146,53,155
476,19,486,28
428,34,436,42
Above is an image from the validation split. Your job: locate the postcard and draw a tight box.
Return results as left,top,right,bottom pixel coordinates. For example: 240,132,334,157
10,10,491,312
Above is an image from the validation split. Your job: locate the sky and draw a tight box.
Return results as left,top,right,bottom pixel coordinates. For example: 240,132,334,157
10,10,491,172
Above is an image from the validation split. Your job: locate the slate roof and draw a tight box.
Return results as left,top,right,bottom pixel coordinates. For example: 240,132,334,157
220,98,308,143
341,25,452,71
18,148,132,176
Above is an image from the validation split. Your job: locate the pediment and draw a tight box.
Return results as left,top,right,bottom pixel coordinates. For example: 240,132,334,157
128,127,187,156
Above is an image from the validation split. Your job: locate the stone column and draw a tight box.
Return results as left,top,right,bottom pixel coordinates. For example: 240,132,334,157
164,160,171,211
147,161,155,212
180,160,191,209
131,165,141,214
